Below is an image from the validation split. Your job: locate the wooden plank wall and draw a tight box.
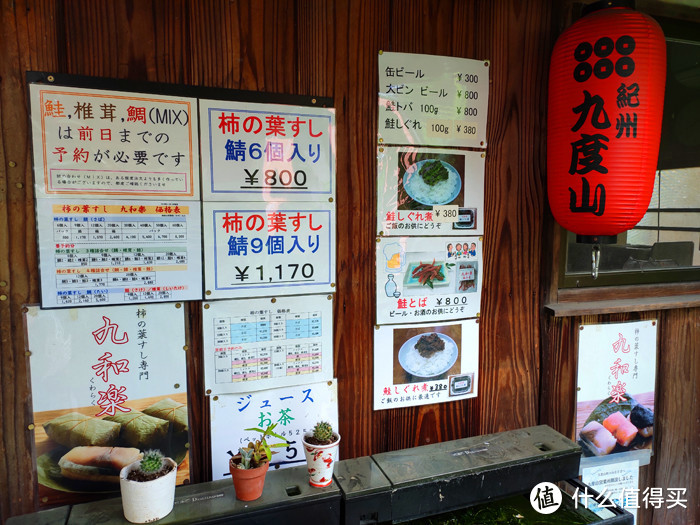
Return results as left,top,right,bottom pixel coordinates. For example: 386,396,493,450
0,1,696,523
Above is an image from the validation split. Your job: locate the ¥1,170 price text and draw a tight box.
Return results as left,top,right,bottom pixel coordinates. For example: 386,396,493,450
233,263,315,283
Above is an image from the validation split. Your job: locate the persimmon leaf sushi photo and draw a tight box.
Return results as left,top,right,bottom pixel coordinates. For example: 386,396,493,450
578,393,654,457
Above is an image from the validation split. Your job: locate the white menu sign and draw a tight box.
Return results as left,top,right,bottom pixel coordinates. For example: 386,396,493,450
30,84,199,199
376,236,482,325
26,303,186,413
210,380,338,480
374,320,479,410
576,320,657,464
378,52,489,148
377,146,484,236
203,201,335,299
203,295,334,395
582,460,640,524
200,99,336,201
36,198,202,308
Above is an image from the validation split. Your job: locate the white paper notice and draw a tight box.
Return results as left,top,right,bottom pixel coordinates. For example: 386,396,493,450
203,201,335,299
203,295,334,395
200,99,336,201
378,52,489,148
26,303,191,501
30,84,199,199
376,236,482,325
377,146,484,236
582,460,639,523
36,199,202,308
374,319,478,410
26,303,186,413
210,380,338,480
576,320,657,463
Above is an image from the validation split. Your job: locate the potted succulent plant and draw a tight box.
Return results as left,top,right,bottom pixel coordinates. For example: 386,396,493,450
229,423,287,501
302,421,341,487
119,449,177,523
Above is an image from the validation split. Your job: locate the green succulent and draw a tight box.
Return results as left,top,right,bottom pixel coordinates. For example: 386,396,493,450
137,450,167,475
238,447,254,469
312,421,334,443
233,423,287,470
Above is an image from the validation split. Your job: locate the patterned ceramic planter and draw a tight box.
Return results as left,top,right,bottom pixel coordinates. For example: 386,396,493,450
302,432,341,487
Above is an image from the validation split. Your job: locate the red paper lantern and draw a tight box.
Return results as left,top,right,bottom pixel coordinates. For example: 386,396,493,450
547,3,666,239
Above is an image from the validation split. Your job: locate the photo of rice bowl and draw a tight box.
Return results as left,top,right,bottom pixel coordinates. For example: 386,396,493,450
396,152,466,211
398,332,459,379
402,159,462,206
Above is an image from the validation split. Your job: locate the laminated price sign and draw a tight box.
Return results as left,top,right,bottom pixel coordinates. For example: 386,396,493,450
378,52,489,148
203,295,334,395
203,201,336,299
36,199,202,308
373,320,479,410
200,99,335,202
210,380,338,480
30,84,199,200
376,235,482,325
377,146,484,236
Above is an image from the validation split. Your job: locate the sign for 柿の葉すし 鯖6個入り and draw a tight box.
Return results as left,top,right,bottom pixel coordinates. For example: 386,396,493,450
373,319,479,410
24,303,189,506
203,201,336,299
576,320,657,465
202,294,334,395
377,146,485,236
35,198,202,308
199,99,336,201
377,52,489,148
29,83,199,199
376,235,482,325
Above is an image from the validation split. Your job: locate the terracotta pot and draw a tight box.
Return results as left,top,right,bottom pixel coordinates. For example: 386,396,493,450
119,457,177,524
302,433,341,488
229,458,270,501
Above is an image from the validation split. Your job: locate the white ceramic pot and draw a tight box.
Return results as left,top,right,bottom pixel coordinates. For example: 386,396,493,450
119,457,177,523
302,432,341,488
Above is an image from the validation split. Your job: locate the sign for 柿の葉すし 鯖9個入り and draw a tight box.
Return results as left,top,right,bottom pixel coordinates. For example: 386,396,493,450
202,294,334,395
35,198,202,308
377,146,485,236
203,201,336,299
29,84,199,199
576,320,657,465
199,99,336,201
377,52,489,148
24,303,189,506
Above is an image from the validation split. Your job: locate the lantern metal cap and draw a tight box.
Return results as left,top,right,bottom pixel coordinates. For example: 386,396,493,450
582,0,635,17
576,234,618,245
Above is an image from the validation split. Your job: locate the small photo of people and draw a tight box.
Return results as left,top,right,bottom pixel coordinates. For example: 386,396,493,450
447,240,478,261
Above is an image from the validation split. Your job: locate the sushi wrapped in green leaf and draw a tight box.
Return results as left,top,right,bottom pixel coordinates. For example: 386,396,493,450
105,410,169,449
143,398,188,433
43,412,121,447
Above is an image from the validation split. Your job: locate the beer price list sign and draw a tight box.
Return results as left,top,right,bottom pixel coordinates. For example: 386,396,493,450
378,52,489,148
203,295,334,395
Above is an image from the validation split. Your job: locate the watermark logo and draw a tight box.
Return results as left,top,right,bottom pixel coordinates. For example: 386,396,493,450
530,482,562,514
